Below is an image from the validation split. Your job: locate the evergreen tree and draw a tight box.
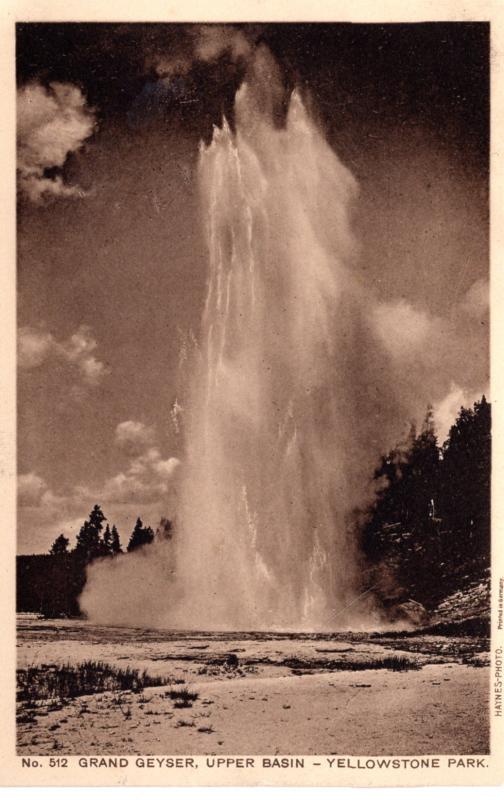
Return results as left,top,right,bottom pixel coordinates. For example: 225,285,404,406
127,518,155,552
49,533,70,555
102,524,113,555
75,505,107,562
110,524,122,554
89,504,106,534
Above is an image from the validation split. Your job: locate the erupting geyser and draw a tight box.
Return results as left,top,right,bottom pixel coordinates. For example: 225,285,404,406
81,49,400,630
175,69,361,629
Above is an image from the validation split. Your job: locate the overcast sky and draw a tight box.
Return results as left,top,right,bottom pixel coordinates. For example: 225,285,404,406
16,23,489,554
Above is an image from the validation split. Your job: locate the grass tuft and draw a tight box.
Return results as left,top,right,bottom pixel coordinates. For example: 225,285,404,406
166,686,199,707
17,661,169,702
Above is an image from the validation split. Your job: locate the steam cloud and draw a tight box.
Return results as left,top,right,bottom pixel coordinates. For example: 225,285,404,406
194,25,252,63
434,382,489,444
80,45,488,632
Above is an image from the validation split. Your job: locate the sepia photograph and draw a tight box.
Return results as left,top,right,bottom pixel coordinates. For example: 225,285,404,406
10,9,500,781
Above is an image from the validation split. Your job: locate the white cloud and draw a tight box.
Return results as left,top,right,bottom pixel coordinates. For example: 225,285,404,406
61,326,97,361
372,299,438,359
18,472,69,509
17,328,54,368
17,81,96,203
115,420,156,453
110,422,180,502
78,355,108,385
58,327,109,386
18,472,48,507
18,325,109,386
103,448,181,505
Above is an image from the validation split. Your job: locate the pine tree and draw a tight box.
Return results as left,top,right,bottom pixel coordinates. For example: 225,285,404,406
75,505,107,562
89,504,106,534
49,533,70,555
103,524,113,554
127,518,155,552
110,524,122,554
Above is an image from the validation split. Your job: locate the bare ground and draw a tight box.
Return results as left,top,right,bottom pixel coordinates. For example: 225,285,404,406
16,615,489,756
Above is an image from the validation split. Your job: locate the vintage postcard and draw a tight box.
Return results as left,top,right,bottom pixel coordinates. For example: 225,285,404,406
1,0,503,788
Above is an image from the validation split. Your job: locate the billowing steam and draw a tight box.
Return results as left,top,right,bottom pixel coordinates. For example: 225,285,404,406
80,47,457,630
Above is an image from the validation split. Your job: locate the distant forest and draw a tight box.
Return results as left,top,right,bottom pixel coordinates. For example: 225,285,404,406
17,397,490,620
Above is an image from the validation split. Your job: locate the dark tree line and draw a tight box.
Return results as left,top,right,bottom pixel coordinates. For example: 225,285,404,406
49,506,165,562
361,396,490,608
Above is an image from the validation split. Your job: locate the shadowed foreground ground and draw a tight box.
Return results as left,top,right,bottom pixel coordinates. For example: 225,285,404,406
17,615,489,755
